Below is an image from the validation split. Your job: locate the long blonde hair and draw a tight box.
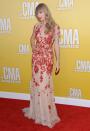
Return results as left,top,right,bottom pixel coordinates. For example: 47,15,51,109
35,3,56,34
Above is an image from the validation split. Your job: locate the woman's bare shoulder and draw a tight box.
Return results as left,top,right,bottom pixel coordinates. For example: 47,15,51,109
53,23,60,38
34,22,40,29
54,23,60,30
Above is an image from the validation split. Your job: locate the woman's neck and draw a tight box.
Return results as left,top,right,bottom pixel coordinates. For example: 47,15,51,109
40,20,46,25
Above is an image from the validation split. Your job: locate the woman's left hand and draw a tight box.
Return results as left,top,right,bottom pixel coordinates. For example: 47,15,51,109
55,61,60,75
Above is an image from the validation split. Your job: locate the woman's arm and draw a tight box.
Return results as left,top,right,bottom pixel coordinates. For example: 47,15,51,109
30,24,37,49
53,24,60,75
54,41,60,63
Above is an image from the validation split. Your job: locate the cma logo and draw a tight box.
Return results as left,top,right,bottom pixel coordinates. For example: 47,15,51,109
0,17,12,33
60,28,79,48
74,60,90,72
69,88,82,98
18,0,39,19
57,0,74,10
1,67,21,83
17,44,30,54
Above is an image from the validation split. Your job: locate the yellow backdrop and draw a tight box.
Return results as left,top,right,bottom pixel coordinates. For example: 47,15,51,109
0,0,90,100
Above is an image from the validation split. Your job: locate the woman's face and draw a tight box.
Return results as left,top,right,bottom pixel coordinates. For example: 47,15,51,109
37,9,46,22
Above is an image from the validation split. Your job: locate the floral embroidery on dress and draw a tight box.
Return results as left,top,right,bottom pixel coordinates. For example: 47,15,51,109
22,23,61,128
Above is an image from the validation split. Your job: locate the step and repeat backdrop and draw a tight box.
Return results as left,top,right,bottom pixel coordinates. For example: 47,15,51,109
0,0,90,100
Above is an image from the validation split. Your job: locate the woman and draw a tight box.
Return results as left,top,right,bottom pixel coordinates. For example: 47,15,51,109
22,3,61,128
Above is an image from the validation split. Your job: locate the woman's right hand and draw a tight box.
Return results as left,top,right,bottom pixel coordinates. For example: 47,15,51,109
31,42,37,51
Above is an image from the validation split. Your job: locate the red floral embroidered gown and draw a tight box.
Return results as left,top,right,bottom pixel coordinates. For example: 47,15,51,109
22,23,61,128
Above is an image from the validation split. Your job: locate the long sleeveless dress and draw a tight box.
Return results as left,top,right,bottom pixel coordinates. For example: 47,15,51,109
22,23,61,128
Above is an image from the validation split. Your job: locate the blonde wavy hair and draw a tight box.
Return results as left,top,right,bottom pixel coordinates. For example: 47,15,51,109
35,3,56,34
